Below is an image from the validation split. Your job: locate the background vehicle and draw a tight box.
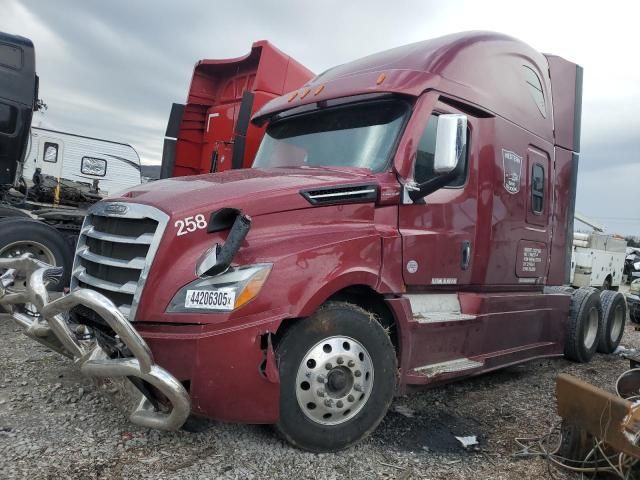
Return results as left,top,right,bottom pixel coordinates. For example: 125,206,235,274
160,40,314,178
570,213,626,290
0,31,629,453
0,33,312,289
627,279,640,323
23,126,141,195
625,247,640,283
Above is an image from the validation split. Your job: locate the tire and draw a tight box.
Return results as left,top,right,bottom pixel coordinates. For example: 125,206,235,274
597,290,626,354
0,218,72,291
0,205,31,219
564,287,603,363
630,303,640,325
275,302,397,452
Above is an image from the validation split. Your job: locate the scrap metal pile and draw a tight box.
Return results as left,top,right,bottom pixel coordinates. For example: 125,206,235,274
516,359,640,478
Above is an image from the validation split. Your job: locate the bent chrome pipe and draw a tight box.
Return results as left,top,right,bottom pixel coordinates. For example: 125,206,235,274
0,255,190,431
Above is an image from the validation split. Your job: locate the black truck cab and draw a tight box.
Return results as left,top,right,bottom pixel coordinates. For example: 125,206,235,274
0,31,37,185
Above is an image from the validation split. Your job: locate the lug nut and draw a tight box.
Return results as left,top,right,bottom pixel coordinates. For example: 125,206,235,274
354,370,362,377
325,363,333,370
336,400,344,408
347,394,355,402
317,375,326,384
337,357,344,365
324,399,333,407
354,384,363,392
316,388,325,397
348,360,355,368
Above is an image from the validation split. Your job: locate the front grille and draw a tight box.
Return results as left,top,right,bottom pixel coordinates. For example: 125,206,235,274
70,202,169,321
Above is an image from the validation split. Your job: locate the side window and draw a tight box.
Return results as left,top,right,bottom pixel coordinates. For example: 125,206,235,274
414,114,467,187
81,156,107,177
522,66,546,118
531,163,544,214
43,142,58,163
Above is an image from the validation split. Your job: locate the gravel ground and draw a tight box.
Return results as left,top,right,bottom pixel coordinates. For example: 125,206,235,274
1,293,638,480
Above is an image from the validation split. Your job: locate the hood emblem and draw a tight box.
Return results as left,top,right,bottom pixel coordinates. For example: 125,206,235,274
103,203,129,215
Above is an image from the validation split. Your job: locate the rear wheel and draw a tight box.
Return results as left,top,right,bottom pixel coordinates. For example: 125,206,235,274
564,287,603,363
0,218,72,291
597,290,626,353
275,302,397,452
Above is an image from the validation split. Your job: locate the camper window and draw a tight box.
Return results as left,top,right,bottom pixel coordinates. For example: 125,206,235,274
81,156,107,176
43,142,58,163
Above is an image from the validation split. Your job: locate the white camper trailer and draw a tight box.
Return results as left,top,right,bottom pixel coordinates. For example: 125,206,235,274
22,127,142,195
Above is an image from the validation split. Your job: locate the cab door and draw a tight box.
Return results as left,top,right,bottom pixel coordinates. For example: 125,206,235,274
399,99,478,287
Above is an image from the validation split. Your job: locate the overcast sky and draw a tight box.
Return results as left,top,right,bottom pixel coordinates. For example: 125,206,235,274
2,0,639,234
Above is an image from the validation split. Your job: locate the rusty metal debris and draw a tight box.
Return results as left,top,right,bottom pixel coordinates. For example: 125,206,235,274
514,364,640,478
556,372,640,458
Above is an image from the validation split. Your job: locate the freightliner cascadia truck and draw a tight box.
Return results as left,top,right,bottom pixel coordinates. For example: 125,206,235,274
0,31,629,452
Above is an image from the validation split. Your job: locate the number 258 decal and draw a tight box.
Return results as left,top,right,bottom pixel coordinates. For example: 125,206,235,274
175,214,207,236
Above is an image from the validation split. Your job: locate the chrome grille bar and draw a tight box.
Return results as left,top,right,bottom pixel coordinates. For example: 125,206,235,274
71,202,169,321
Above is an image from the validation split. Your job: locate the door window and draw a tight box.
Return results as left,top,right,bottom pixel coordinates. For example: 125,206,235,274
43,142,58,163
414,114,467,186
531,163,544,214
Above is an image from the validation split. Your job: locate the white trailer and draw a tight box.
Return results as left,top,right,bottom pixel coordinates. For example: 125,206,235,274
570,214,627,290
22,127,142,196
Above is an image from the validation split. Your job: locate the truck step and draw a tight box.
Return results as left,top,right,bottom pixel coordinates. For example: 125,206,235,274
413,312,477,323
413,358,484,378
404,294,476,323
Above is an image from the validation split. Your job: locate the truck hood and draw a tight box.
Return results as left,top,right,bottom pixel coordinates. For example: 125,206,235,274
110,166,379,217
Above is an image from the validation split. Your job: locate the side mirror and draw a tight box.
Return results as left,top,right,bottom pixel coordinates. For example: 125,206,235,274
405,114,467,202
433,114,467,174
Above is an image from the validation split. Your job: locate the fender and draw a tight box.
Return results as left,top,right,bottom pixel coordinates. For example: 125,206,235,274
296,269,381,318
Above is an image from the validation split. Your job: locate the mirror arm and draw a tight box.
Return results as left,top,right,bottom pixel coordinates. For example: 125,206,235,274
408,171,457,202
408,153,465,201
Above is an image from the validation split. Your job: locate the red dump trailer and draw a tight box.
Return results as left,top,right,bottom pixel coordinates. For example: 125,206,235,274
160,41,314,178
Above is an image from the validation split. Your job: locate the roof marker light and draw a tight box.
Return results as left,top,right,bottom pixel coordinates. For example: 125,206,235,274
300,88,311,99
376,73,386,85
288,91,298,102
314,85,325,96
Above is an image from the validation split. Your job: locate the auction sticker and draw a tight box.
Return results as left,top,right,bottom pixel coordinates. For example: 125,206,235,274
185,289,235,310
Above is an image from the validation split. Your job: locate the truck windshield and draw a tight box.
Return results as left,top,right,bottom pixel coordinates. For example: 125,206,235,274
253,99,409,172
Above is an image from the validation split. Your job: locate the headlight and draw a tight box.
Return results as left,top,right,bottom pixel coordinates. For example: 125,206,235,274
167,263,272,313
631,279,640,296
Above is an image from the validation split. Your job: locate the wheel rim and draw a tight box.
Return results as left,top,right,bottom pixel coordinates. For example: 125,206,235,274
295,336,374,426
610,304,625,343
0,240,56,292
583,307,599,349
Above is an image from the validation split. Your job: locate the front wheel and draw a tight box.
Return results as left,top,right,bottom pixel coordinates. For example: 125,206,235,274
275,302,397,452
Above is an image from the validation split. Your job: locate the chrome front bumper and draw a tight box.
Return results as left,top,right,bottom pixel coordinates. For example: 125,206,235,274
0,255,190,431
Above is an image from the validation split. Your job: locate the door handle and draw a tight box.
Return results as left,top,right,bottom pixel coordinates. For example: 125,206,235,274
461,240,471,271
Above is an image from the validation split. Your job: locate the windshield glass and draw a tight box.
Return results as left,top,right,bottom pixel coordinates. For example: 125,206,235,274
252,99,410,172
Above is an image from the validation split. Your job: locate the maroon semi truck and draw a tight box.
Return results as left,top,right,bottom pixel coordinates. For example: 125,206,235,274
0,31,629,452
